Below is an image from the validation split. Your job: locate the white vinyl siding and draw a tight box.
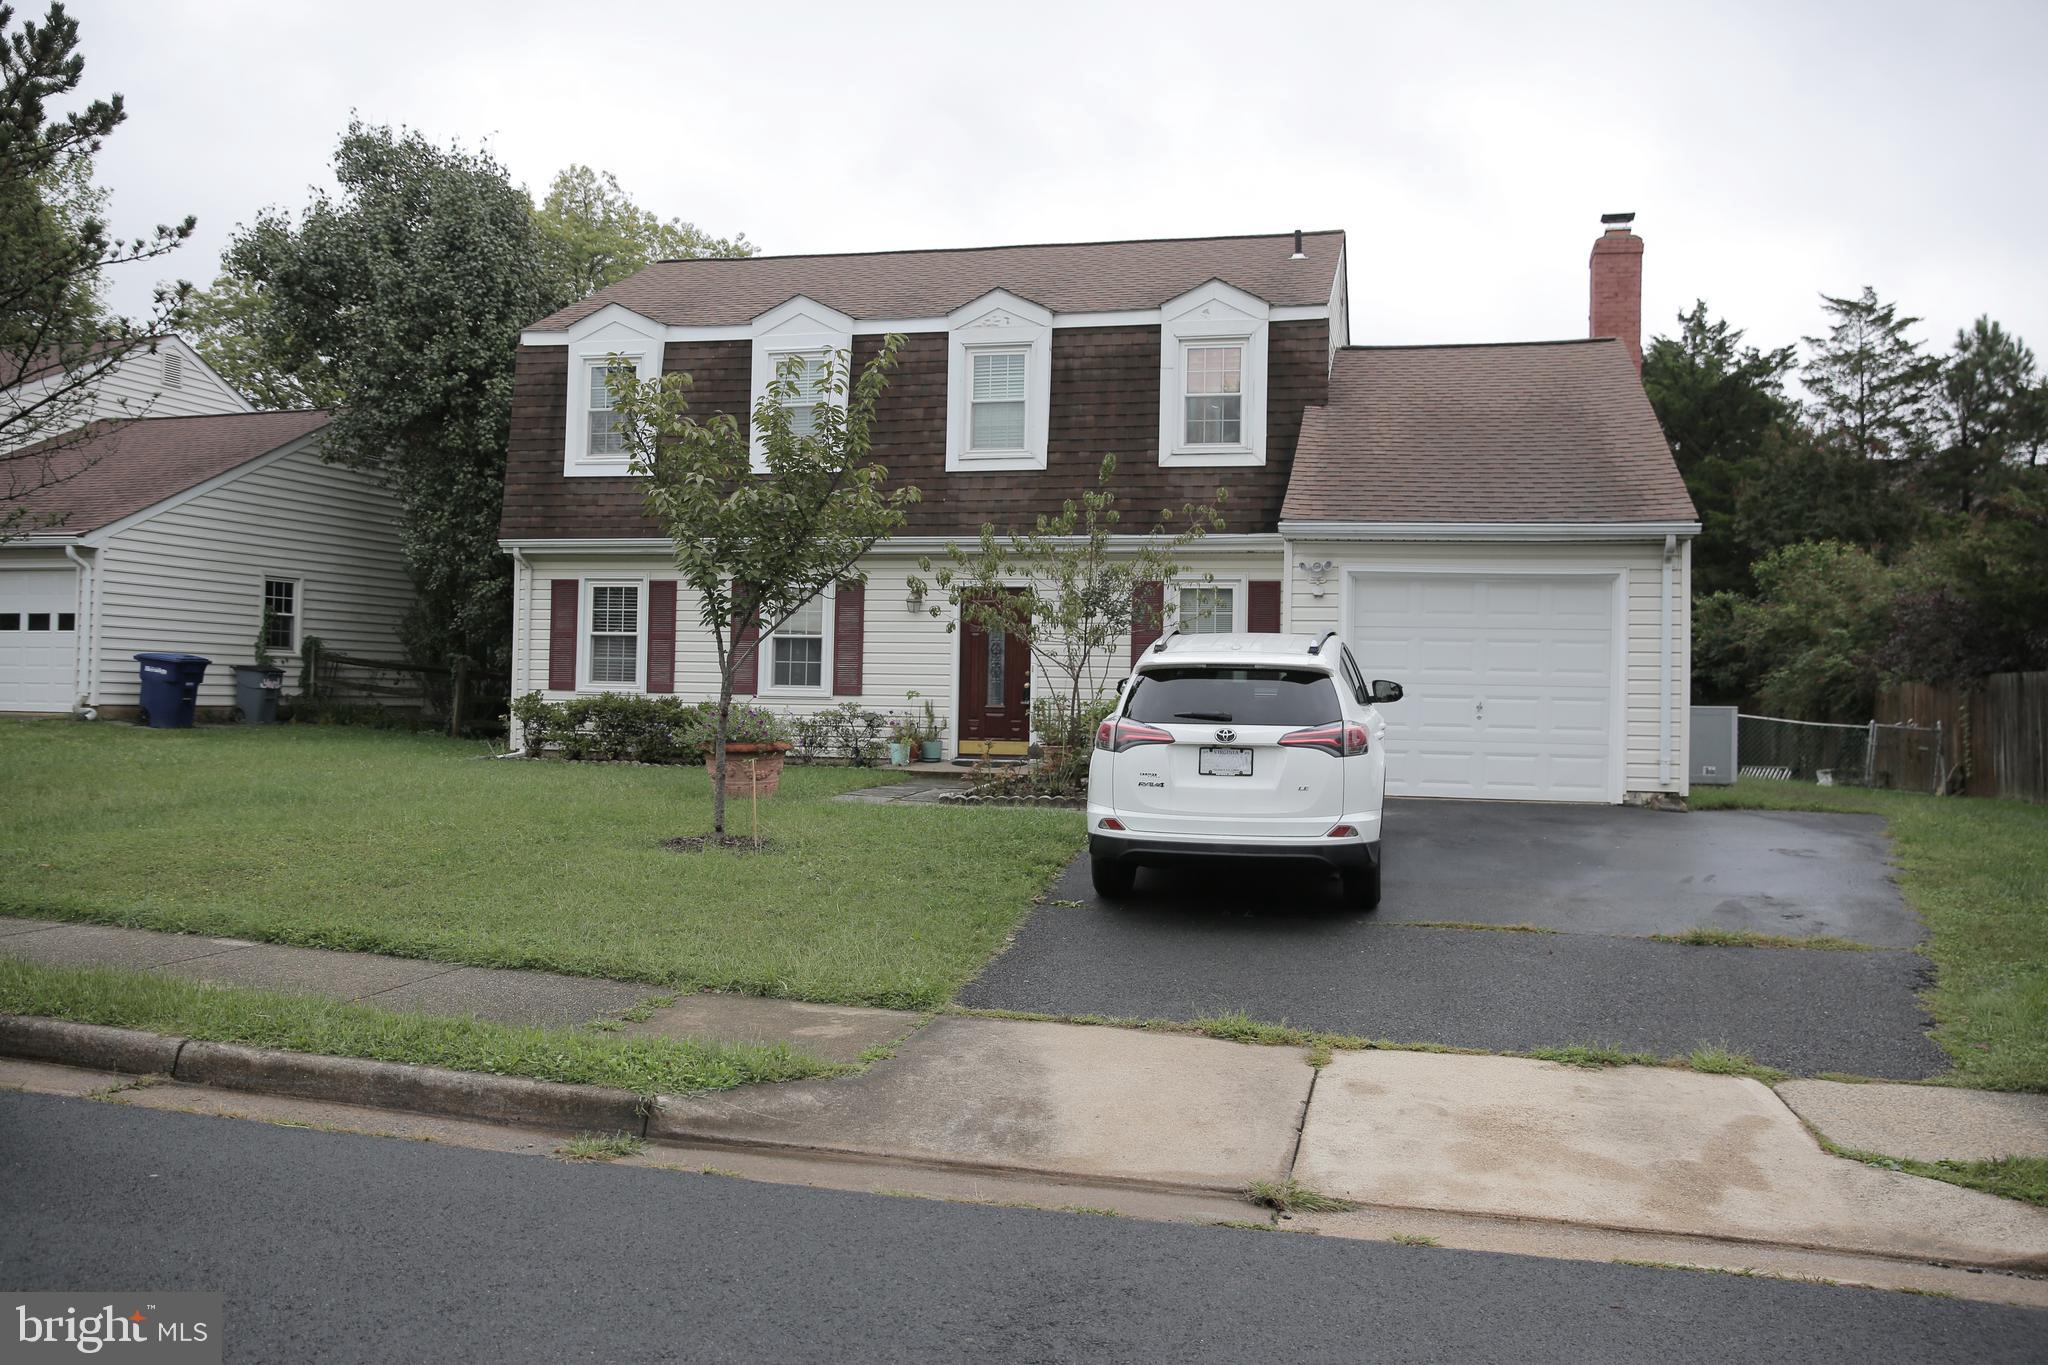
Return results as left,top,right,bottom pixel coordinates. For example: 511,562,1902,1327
0,339,249,453
90,436,411,709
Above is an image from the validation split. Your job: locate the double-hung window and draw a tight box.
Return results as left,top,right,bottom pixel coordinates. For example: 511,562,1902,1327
586,361,627,457
587,583,642,688
1182,344,1245,447
1178,585,1236,634
263,579,298,651
968,350,1028,452
771,350,831,439
769,595,827,691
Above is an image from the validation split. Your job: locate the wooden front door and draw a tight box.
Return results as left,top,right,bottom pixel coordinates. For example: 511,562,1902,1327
960,591,1030,749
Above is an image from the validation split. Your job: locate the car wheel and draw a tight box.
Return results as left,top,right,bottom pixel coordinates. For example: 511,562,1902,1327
1341,860,1382,912
1090,856,1136,900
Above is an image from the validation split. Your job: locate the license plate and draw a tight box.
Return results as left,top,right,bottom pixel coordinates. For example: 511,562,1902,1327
1199,747,1253,776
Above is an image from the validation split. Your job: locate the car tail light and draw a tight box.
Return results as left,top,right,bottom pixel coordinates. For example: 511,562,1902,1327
1278,722,1370,756
1099,817,1125,831
1095,719,1176,752
1327,824,1357,838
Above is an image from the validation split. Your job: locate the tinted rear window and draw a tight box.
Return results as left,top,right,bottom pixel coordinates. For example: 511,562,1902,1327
1125,667,1341,727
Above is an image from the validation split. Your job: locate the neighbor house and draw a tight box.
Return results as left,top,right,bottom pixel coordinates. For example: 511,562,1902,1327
0,345,412,716
498,218,1697,804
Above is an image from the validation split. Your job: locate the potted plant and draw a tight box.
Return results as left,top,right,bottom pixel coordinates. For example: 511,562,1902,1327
887,715,916,767
907,691,946,762
692,705,792,798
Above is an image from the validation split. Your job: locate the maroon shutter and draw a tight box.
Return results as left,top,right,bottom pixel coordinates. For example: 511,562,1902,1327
548,580,578,691
1130,581,1165,663
1247,580,1282,634
833,580,864,695
731,580,760,695
647,580,677,693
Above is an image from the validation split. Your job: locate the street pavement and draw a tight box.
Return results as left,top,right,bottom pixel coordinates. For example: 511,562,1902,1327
3,1092,2042,1364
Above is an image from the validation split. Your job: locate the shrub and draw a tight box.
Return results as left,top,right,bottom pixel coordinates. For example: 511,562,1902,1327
510,692,713,764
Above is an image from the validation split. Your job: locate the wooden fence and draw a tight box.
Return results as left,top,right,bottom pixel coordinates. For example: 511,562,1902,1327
1878,671,2048,803
301,644,507,738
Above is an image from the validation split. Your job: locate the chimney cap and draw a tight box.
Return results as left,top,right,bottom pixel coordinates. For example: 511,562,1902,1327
1289,228,1306,260
1600,211,1636,228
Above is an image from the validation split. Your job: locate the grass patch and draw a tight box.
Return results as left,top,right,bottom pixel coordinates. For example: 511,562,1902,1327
1402,921,1558,935
556,1132,645,1162
1245,1177,1361,1214
0,722,1081,1010
1693,779,2048,1091
1820,1139,2048,1208
1389,1232,1439,1247
1650,927,1873,952
1685,1044,1788,1083
1526,1043,1662,1069
0,958,837,1097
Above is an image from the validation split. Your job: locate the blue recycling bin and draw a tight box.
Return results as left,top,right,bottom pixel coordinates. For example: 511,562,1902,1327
134,653,211,728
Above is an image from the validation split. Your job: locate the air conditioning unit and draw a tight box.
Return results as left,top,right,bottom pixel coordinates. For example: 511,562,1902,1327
1689,705,1738,786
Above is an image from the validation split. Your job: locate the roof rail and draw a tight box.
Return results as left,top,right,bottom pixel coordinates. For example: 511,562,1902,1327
1150,626,1182,655
1307,630,1337,656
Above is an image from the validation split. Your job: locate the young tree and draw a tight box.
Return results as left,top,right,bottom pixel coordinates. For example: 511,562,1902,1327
0,1,193,536
1694,541,1896,721
535,165,753,299
181,272,341,410
222,121,572,672
1640,301,1798,594
608,340,917,838
1801,287,1939,463
905,456,1227,751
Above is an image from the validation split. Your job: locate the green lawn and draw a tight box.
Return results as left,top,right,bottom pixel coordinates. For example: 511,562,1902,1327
1693,779,2048,1092
0,720,1082,1010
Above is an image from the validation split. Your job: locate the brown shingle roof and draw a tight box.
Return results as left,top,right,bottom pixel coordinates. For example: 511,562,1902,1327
5,410,330,535
1281,340,1696,525
528,231,1346,330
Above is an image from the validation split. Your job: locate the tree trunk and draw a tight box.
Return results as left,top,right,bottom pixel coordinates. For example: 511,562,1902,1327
712,678,733,836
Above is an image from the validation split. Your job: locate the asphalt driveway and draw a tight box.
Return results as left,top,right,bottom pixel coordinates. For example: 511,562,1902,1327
958,800,1947,1078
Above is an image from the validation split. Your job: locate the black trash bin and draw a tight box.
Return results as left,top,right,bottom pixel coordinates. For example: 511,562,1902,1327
230,664,285,723
134,653,211,728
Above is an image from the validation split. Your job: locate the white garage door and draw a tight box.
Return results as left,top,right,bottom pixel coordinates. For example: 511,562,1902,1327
1349,572,1616,802
0,569,81,713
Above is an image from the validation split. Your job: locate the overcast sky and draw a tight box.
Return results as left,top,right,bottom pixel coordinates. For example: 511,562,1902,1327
69,0,2048,372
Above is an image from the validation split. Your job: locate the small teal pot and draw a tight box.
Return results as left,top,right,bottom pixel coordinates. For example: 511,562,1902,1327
921,740,944,762
887,741,910,766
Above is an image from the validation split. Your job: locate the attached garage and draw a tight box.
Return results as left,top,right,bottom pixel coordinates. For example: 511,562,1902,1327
1348,569,1617,802
1280,339,1698,806
0,564,82,712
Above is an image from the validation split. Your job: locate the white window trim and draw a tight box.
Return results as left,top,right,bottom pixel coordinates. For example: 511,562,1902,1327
945,290,1052,472
758,587,835,697
561,305,666,477
578,576,649,693
261,575,302,655
1172,576,1243,635
750,296,854,472
1158,281,1269,468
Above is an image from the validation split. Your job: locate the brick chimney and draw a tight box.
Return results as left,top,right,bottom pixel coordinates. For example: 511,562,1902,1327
1589,212,1643,372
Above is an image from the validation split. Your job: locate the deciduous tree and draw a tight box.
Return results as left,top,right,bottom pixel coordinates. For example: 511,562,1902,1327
535,165,753,299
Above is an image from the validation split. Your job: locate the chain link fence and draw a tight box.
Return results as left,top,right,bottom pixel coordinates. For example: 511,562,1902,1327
1737,714,1947,793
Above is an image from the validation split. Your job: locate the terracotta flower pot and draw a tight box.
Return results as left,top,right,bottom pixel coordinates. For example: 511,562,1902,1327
708,743,790,798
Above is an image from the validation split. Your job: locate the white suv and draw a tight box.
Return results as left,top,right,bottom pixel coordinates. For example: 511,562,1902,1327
1085,630,1403,910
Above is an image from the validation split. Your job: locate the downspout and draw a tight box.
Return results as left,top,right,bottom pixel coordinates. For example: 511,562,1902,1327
507,547,530,754
62,542,94,715
1279,536,1293,633
1659,533,1676,788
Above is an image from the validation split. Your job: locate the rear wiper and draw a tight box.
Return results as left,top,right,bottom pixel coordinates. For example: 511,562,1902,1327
1173,711,1234,722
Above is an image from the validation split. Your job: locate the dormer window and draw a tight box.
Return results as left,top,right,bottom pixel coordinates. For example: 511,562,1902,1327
557,305,664,477
768,349,831,439
1158,281,1269,467
969,350,1028,451
1182,344,1245,446
750,297,854,471
946,291,1051,472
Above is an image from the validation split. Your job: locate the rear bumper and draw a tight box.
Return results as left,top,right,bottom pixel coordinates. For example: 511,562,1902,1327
1089,832,1379,874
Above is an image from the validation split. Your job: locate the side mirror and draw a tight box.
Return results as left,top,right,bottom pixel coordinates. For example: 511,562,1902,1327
1370,679,1404,705
1115,678,1128,694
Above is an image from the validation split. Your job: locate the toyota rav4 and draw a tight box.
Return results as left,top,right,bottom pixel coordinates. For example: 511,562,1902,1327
1085,630,1403,909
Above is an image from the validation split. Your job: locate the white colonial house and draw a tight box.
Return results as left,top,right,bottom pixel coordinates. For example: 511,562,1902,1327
498,219,1697,805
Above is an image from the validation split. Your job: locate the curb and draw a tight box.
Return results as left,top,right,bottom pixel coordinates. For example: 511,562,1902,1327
0,1015,646,1136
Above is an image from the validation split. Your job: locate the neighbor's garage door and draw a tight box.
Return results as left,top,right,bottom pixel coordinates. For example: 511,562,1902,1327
1349,572,1615,802
0,568,80,713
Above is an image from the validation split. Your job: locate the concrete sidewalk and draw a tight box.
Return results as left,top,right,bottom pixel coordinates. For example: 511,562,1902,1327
5,914,2045,1269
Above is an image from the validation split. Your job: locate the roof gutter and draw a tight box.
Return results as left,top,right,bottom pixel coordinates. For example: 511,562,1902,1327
1277,520,1700,542
497,534,1289,556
